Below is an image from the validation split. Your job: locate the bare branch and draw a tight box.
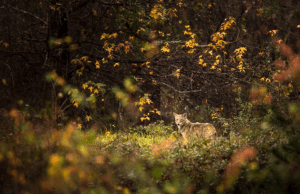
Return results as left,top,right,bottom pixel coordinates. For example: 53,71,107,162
4,3,47,25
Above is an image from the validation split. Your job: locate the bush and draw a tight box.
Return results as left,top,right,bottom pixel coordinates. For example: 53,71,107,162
0,105,291,193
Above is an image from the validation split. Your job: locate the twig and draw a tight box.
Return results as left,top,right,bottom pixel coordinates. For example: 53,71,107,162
4,3,47,25
159,81,204,94
238,41,266,51
4,63,16,107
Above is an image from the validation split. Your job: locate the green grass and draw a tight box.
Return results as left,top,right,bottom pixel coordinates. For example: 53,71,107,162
0,120,290,194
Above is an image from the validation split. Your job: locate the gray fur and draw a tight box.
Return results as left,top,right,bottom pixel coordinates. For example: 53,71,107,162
173,113,216,140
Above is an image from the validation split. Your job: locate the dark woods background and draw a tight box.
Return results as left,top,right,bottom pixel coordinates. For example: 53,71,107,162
2,0,300,130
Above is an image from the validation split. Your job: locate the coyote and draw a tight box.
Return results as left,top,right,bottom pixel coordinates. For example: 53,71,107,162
173,113,216,140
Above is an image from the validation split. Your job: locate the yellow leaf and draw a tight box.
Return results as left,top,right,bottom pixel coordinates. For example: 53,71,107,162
158,31,164,37
258,52,264,55
82,83,88,89
237,64,244,71
161,44,170,53
123,188,130,194
146,98,152,104
188,49,195,54
108,54,114,60
268,30,278,36
73,101,79,108
94,89,99,94
102,58,108,64
86,115,92,122
81,56,88,62
77,124,82,129
110,33,118,38
107,47,113,53
71,59,77,64
95,60,100,69
77,71,82,77
114,62,119,67
139,106,144,112
199,59,203,65
100,33,108,40
174,72,180,78
149,71,153,75
88,86,94,92
155,110,161,115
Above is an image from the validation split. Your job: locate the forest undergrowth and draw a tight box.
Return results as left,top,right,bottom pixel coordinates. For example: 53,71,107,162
0,102,291,194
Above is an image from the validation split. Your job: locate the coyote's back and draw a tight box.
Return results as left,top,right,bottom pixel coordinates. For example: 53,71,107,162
173,113,216,139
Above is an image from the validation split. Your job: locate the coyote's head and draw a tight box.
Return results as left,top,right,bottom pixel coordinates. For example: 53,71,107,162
173,113,188,128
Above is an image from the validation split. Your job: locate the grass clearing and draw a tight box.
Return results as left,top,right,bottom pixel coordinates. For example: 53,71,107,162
0,119,290,193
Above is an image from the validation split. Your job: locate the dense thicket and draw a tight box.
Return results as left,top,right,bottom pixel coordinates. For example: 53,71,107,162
1,0,300,129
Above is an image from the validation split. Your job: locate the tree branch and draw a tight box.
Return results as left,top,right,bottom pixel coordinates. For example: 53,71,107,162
4,3,47,25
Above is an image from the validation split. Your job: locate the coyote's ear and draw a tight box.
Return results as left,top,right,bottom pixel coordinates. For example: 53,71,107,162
183,113,187,118
173,112,177,116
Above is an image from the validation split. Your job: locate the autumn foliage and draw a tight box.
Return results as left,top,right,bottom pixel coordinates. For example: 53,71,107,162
2,0,300,193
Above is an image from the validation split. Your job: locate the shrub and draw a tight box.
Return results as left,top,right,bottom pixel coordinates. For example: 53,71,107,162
0,106,290,193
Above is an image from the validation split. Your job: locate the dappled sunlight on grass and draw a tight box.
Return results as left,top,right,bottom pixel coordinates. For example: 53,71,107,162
0,110,291,193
